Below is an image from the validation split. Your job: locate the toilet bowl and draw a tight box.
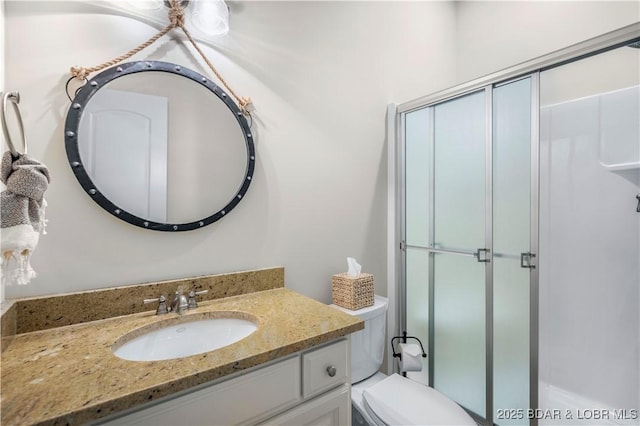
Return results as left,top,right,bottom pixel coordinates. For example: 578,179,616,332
331,296,476,426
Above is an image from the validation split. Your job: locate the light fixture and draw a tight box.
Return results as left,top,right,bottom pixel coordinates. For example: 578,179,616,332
127,0,164,11
187,0,230,38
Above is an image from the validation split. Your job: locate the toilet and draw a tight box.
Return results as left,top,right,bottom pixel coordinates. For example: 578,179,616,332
331,295,476,426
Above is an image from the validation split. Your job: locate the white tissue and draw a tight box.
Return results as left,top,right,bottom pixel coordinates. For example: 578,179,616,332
398,343,423,373
347,257,362,277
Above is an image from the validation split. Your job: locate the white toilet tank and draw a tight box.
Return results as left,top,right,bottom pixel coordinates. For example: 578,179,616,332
331,295,388,383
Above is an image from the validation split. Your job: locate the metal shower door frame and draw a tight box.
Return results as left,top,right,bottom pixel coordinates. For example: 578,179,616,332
399,78,537,426
396,22,639,426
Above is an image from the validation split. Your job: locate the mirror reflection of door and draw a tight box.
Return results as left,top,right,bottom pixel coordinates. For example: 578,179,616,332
79,88,169,223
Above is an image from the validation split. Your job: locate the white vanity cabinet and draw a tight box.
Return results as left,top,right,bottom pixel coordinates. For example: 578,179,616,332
96,338,351,426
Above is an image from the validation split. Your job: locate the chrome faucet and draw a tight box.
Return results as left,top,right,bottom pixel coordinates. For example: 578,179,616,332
144,288,209,315
170,290,189,315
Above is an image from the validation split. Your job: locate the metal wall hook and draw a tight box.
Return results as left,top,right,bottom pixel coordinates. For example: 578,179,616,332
65,77,88,102
1,91,28,156
636,194,640,213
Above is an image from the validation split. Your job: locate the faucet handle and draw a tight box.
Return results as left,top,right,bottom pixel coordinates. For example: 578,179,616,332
188,289,209,309
143,295,169,315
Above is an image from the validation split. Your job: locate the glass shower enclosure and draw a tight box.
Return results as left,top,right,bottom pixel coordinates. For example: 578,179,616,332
398,27,639,426
402,77,536,425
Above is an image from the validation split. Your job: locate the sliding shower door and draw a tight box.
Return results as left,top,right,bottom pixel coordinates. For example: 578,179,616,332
492,77,537,426
431,90,488,419
402,77,537,425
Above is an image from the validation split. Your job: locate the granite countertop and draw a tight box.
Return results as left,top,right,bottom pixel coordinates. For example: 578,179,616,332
1,287,363,426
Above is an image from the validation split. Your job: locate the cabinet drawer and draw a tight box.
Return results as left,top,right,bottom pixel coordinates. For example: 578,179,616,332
302,339,349,399
98,356,301,426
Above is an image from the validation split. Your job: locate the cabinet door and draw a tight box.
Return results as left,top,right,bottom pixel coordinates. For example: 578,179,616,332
259,385,351,426
97,356,301,426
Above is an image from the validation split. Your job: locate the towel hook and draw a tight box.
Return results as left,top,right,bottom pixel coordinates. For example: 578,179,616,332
1,91,28,156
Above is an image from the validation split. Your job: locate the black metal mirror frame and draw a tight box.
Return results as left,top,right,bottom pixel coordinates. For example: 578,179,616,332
64,60,255,232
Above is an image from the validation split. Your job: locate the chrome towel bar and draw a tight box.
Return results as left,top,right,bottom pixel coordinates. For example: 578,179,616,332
1,91,27,156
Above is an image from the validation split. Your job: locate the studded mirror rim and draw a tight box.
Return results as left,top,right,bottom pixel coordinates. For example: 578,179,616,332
64,60,255,232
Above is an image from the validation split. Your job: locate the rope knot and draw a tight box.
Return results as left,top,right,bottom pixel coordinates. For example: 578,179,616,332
70,66,88,81
168,3,185,27
239,97,255,115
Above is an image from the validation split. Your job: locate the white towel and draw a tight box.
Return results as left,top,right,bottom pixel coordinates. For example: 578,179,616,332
1,151,50,286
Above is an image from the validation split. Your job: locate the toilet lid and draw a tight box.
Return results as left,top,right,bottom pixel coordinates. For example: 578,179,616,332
362,374,476,426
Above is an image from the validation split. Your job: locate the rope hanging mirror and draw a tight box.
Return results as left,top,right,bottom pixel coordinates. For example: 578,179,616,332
64,0,256,232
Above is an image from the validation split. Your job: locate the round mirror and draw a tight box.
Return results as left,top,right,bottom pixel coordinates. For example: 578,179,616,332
64,61,255,231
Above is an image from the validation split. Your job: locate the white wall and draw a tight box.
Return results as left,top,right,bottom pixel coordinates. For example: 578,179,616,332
0,1,4,93
0,0,4,304
455,1,640,84
3,1,457,300
4,0,637,302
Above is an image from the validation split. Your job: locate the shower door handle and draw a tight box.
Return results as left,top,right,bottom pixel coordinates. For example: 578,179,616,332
520,252,536,269
475,248,491,263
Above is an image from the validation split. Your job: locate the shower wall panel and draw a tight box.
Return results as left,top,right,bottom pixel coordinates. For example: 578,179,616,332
539,84,640,413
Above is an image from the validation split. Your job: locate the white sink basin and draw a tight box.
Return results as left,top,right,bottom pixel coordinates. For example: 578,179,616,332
112,315,258,362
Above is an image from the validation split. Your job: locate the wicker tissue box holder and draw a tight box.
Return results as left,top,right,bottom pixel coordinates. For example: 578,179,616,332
332,272,374,310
